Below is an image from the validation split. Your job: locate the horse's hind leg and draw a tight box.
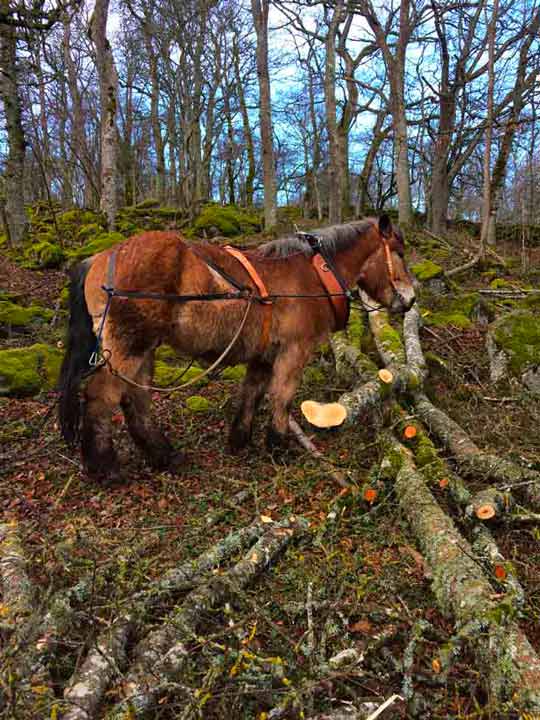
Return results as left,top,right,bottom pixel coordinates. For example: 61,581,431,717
121,354,182,471
229,359,272,452
82,369,123,483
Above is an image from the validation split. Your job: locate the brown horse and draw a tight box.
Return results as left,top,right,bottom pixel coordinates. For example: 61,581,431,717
59,215,415,482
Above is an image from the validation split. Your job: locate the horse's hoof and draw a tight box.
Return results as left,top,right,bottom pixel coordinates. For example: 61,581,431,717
228,426,251,454
266,427,290,452
85,465,122,486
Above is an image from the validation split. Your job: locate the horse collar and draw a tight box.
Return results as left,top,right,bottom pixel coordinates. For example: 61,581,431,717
310,251,351,331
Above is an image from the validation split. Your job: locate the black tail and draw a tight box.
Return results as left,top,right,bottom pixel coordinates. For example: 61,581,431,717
59,260,96,446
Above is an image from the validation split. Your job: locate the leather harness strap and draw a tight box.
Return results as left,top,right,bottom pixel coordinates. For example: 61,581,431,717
311,253,350,331
224,245,272,354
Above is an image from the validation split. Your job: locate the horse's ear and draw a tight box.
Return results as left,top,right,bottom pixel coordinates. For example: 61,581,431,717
378,214,392,238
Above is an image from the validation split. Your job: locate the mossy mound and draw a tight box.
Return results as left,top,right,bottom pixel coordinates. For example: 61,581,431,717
23,240,65,269
0,300,53,330
422,292,482,330
411,260,443,281
153,360,207,387
0,343,62,396
492,311,540,376
185,395,211,412
221,365,246,381
193,204,261,238
68,232,125,261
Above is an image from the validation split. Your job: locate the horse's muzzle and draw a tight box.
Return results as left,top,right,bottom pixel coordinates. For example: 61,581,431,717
391,286,416,314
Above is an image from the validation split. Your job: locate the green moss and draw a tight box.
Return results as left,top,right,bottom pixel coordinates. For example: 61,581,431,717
490,278,514,289
60,285,69,309
68,232,125,261
23,240,65,269
0,344,62,396
77,223,104,242
155,345,178,362
411,260,443,281
347,309,364,346
221,364,246,381
0,300,53,327
425,311,472,329
135,198,160,209
492,311,540,375
185,395,211,412
379,324,406,361
153,360,207,387
303,366,326,385
193,204,261,237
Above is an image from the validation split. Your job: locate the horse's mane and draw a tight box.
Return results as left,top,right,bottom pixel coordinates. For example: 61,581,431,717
257,219,375,259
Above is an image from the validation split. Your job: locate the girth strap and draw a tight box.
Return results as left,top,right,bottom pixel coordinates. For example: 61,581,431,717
311,253,350,331
224,246,272,354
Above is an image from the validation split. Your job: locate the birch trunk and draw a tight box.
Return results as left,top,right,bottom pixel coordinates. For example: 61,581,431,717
251,0,277,228
89,0,119,229
480,0,499,249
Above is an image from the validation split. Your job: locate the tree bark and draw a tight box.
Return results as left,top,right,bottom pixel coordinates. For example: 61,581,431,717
233,35,256,207
89,0,119,229
0,7,29,245
251,0,277,228
324,1,344,224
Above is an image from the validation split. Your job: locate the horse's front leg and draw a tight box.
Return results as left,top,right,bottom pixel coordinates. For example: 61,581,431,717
266,343,313,450
229,359,272,452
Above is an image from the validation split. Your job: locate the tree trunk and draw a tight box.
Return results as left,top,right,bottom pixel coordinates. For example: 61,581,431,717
0,8,29,245
233,36,256,207
324,1,344,224
480,0,499,249
89,0,119,229
142,20,165,203
251,0,277,229
64,15,95,208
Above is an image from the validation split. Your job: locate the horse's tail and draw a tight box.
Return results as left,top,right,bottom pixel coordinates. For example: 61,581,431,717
58,259,96,446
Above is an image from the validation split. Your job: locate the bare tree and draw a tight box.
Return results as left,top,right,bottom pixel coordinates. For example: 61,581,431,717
251,0,277,228
89,0,119,228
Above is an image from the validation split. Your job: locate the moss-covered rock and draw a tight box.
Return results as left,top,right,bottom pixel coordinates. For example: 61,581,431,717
77,223,104,243
193,204,261,238
221,364,246,381
0,343,62,396
411,260,443,281
185,395,211,412
153,360,207,387
68,232,125,261
0,300,53,330
23,240,65,269
491,311,540,376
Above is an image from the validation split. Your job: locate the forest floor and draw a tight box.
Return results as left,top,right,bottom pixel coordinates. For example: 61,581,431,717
1,210,540,719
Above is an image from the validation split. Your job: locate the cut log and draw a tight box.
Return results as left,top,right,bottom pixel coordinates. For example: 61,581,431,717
471,525,525,608
300,400,347,428
413,393,540,507
386,436,540,712
108,515,308,719
466,488,513,522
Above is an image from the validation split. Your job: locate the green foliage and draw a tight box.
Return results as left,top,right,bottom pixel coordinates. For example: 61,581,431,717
185,395,211,412
23,240,65,269
493,311,540,375
68,232,125,261
0,300,53,327
0,343,62,396
193,204,262,237
411,260,443,281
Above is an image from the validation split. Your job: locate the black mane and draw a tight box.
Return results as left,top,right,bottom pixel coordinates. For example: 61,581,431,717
257,219,374,259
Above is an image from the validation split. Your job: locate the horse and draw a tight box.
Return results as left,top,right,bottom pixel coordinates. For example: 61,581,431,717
58,214,415,483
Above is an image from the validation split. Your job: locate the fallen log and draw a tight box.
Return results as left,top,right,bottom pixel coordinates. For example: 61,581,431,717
108,515,308,719
63,619,132,720
413,392,540,507
386,436,540,713
0,520,34,632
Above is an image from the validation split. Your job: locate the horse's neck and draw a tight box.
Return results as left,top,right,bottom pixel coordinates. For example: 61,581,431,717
332,238,375,286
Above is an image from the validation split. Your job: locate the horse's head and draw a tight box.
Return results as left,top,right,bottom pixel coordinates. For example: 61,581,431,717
356,215,416,314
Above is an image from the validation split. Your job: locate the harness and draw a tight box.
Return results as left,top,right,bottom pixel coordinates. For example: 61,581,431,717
90,227,399,378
